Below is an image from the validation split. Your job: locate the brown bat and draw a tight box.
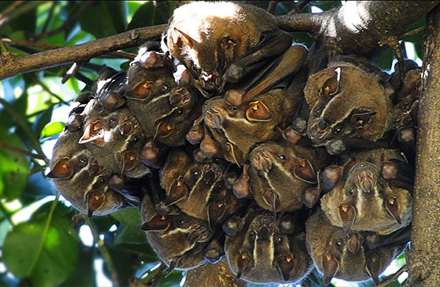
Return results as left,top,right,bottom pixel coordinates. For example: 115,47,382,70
306,210,404,285
223,207,313,284
79,104,150,178
125,50,203,149
139,192,214,270
165,1,293,97
243,141,328,213
160,150,244,225
48,130,131,216
320,149,413,235
305,58,395,155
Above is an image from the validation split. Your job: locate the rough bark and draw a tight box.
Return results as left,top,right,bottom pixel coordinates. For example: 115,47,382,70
277,1,439,56
0,24,166,80
409,5,440,287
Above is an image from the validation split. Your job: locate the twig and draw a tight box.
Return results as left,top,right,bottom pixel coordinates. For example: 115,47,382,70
31,2,95,42
62,62,83,84
0,140,46,160
0,1,25,27
0,1,44,29
377,265,408,287
41,2,56,34
1,38,137,59
0,24,166,80
0,201,15,226
402,26,426,39
30,74,70,105
0,97,49,164
84,216,121,287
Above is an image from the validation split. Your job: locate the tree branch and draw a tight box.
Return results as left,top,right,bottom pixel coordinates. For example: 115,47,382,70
0,24,167,80
409,5,440,287
0,141,46,160
276,1,439,56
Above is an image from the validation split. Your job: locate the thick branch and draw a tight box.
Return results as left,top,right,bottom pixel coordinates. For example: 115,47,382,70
277,1,439,57
0,25,167,80
409,5,440,287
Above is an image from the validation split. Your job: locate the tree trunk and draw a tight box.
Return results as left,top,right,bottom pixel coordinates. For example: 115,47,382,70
409,5,440,287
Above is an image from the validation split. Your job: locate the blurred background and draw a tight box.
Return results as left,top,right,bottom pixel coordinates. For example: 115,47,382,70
0,1,422,286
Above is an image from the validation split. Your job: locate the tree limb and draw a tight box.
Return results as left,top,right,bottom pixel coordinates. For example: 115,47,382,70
0,25,167,80
277,1,439,57
409,5,440,287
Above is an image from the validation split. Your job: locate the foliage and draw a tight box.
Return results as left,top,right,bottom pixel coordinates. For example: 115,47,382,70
0,1,421,287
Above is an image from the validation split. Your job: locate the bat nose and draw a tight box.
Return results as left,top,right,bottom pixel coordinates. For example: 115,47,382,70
257,226,271,239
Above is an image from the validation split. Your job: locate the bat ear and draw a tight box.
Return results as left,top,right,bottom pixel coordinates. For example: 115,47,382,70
345,231,361,254
79,121,105,145
365,252,381,285
322,252,339,286
236,251,252,279
47,157,74,179
207,200,226,226
293,158,317,184
245,100,273,122
165,176,188,206
321,67,341,99
338,203,357,233
275,253,295,281
141,214,171,232
350,109,376,128
385,195,401,224
173,27,194,49
87,191,106,217
154,121,174,140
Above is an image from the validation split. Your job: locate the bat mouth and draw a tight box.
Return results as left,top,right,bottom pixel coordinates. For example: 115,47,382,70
250,149,273,173
348,162,378,194
307,118,332,143
197,71,223,97
204,106,226,129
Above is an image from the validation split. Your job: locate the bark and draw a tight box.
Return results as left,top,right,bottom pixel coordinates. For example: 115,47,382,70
0,24,167,80
277,1,439,56
409,5,440,287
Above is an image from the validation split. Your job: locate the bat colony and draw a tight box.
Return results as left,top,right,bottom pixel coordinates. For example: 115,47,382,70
48,2,420,286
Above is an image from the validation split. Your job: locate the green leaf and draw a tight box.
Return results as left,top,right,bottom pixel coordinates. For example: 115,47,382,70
32,106,54,138
111,207,142,226
0,128,30,201
3,201,79,287
128,2,166,30
40,121,65,138
80,1,127,39
61,247,96,287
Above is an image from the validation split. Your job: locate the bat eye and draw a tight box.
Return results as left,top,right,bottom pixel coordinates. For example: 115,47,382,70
249,231,256,240
227,104,238,112
321,67,341,99
78,155,88,167
162,83,170,92
349,188,355,195
314,106,323,116
245,101,272,122
333,127,342,135
278,154,286,160
277,235,283,243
